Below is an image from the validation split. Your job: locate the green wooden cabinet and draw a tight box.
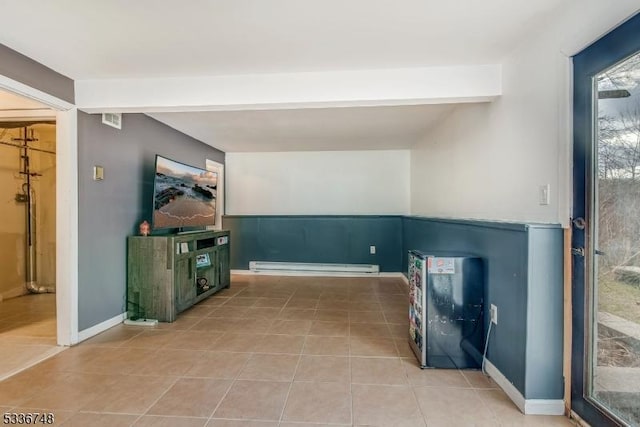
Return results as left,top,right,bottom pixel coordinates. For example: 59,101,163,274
127,230,231,322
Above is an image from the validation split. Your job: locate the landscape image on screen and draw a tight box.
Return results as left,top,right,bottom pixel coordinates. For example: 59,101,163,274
153,156,217,229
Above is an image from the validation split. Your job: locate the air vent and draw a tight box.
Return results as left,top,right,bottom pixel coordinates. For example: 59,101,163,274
101,113,122,129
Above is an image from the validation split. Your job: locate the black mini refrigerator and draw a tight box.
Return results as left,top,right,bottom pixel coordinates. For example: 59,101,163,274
408,251,484,369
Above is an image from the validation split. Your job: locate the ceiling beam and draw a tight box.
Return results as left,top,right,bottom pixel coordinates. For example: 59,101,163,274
75,65,501,113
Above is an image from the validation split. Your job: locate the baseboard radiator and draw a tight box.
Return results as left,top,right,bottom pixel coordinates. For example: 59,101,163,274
249,261,379,275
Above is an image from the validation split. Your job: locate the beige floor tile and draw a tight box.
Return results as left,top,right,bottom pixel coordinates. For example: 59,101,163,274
413,386,497,426
388,323,408,338
71,347,155,375
181,304,218,318
350,336,398,357
315,310,349,322
461,370,499,389
198,296,230,306
208,306,251,318
401,359,470,387
294,355,350,382
147,378,232,417
184,351,251,379
0,367,70,406
352,384,425,427
80,374,176,413
18,372,117,411
134,415,208,427
282,381,351,424
349,323,392,337
243,307,281,320
255,334,305,354
267,319,312,335
395,339,415,358
232,319,273,334
190,317,246,333
213,380,290,420
351,357,408,385
163,330,225,351
136,349,205,376
317,300,350,310
35,345,103,373
207,420,277,427
237,353,300,381
384,311,409,324
280,423,350,427
349,310,387,323
254,297,288,308
308,321,349,337
221,297,261,307
121,330,177,348
303,336,350,356
278,309,317,320
284,298,318,309
210,333,264,352
60,412,138,427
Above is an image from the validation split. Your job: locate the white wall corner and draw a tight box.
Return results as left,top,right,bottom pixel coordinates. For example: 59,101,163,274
484,360,565,416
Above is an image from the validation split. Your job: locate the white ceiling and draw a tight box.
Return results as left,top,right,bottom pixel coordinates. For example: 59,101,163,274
149,104,456,152
0,0,573,151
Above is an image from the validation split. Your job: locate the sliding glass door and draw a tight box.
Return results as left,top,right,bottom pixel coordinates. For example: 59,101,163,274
572,12,640,427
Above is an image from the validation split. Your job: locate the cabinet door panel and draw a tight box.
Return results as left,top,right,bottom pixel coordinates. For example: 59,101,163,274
175,257,195,312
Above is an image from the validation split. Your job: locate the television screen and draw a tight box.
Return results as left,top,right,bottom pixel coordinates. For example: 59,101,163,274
152,155,218,230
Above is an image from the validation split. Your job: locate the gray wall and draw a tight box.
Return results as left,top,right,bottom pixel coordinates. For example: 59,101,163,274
77,112,224,331
223,215,403,272
402,217,563,400
0,44,74,104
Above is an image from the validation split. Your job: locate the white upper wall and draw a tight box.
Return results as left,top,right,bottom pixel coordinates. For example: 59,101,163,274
410,1,640,226
226,150,409,215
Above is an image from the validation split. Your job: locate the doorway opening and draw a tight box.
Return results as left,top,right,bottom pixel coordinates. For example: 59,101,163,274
0,89,63,379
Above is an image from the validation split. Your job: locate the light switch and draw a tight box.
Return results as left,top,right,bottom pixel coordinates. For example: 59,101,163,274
539,184,550,205
93,166,104,181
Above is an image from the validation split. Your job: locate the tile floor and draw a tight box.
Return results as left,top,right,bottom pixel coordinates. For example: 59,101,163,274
0,293,63,381
0,275,575,426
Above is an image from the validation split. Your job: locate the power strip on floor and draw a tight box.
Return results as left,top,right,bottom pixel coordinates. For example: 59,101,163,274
124,318,158,326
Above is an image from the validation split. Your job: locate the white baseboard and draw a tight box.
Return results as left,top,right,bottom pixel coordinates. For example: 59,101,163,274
249,261,379,275
484,360,565,415
77,312,127,343
232,269,406,278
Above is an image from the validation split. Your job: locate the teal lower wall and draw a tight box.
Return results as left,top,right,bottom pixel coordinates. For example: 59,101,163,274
222,215,403,272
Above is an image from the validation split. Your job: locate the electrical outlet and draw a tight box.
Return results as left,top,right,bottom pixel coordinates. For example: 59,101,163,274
490,304,498,325
370,245,376,255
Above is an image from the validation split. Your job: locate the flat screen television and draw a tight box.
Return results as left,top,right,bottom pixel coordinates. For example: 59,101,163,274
152,155,218,230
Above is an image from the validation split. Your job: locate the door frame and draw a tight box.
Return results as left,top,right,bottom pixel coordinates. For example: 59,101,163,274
571,12,640,426
0,74,79,346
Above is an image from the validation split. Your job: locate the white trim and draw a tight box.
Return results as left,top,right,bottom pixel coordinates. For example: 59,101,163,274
77,312,126,343
484,360,565,415
206,159,224,230
56,108,79,345
0,74,79,348
0,75,74,110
